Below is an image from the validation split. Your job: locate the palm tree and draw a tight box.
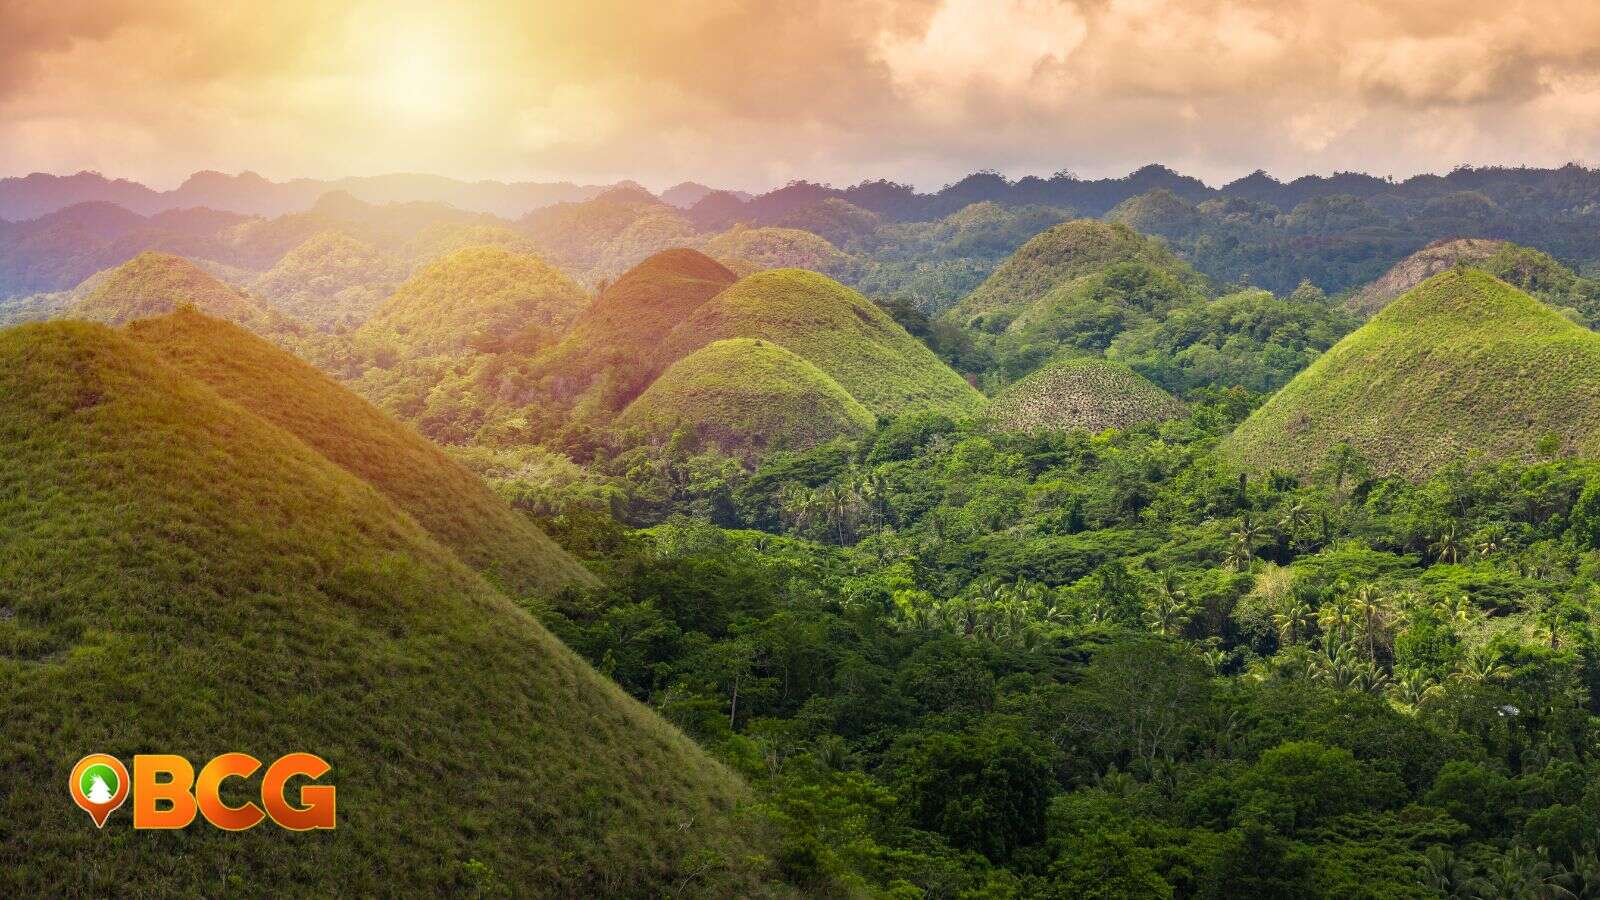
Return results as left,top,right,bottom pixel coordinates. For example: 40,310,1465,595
1419,845,1476,899
1436,594,1479,627
818,482,860,545
1144,569,1195,638
1318,594,1358,647
1226,518,1264,572
1431,525,1464,564
1454,647,1511,684
1278,501,1313,552
1272,599,1314,647
1474,527,1504,559
1390,669,1441,710
1352,585,1391,661
778,483,819,533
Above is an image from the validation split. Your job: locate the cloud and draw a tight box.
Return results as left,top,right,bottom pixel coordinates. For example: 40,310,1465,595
10,0,1600,189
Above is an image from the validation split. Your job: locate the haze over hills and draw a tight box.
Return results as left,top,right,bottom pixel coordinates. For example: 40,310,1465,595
0,320,771,896
68,252,276,329
1223,269,1600,479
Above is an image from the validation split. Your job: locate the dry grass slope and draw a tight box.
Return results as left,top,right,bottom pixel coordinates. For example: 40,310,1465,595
1224,269,1600,479
69,251,274,328
0,320,778,897
985,358,1186,434
126,308,595,594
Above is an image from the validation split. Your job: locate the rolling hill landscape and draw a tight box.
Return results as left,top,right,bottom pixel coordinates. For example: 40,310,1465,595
15,8,1600,891
0,320,774,896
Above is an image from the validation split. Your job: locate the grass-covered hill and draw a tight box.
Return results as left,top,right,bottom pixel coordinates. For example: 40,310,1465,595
1346,238,1509,316
658,268,987,419
250,230,405,330
67,251,275,328
124,308,595,595
617,337,876,454
950,220,1190,328
984,357,1186,434
1223,269,1600,479
359,245,588,356
0,320,777,896
533,249,739,411
701,225,854,278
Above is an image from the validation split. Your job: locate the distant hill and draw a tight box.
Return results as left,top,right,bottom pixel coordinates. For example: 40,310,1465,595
1223,270,1600,479
0,320,772,895
659,268,986,419
702,225,854,277
250,231,406,330
520,186,697,282
1346,238,1510,315
360,246,588,356
125,308,594,594
533,249,738,412
67,251,275,328
985,358,1186,434
617,337,875,454
951,220,1190,328
0,169,617,220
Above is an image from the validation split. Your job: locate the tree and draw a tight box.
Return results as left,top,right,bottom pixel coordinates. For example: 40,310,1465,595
1144,569,1195,638
1272,597,1314,647
891,723,1053,862
1065,639,1213,777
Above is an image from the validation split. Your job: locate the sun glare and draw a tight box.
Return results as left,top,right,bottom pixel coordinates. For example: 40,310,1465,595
370,32,462,122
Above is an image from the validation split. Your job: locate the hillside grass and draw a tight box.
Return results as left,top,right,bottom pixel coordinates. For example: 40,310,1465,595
532,249,738,412
984,357,1186,434
951,220,1189,327
360,245,588,356
126,308,595,594
1223,269,1600,479
69,251,274,328
250,230,404,330
659,268,986,420
0,321,778,897
617,337,875,454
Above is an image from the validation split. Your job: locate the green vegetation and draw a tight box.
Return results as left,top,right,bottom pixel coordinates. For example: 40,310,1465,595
951,220,1188,328
359,245,588,357
702,225,853,279
660,268,985,420
126,308,594,594
250,230,404,330
1347,238,1509,316
984,357,1185,434
0,321,783,897
617,338,876,455
1225,269,1600,478
68,251,274,328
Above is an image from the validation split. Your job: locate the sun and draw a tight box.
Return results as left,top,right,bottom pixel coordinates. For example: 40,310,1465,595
365,26,468,123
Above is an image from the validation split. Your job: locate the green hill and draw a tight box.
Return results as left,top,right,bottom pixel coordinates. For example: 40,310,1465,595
125,308,595,595
617,338,876,453
1223,269,1600,479
68,251,274,328
250,231,404,330
951,220,1189,328
360,246,588,356
0,320,775,896
701,225,853,278
985,358,1186,434
658,268,986,419
533,249,738,412
1346,238,1509,316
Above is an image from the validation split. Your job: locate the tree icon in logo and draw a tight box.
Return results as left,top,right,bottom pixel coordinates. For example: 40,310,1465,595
70,754,130,828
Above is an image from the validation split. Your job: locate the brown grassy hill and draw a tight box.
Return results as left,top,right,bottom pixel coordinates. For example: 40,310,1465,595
985,358,1186,434
533,248,738,412
0,320,777,896
126,307,596,595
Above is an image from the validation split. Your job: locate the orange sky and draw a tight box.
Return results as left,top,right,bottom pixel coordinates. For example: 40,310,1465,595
8,0,1600,190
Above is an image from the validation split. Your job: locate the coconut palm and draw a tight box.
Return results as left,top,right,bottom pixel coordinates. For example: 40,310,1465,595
1390,669,1442,710
1454,647,1511,684
1144,569,1196,638
1352,585,1392,661
1278,500,1313,551
1431,525,1464,564
1226,517,1264,571
1272,598,1315,647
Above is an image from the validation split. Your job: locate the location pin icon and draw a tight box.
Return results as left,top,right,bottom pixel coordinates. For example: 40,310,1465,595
70,754,130,828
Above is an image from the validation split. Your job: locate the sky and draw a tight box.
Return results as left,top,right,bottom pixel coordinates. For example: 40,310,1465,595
8,0,1600,192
